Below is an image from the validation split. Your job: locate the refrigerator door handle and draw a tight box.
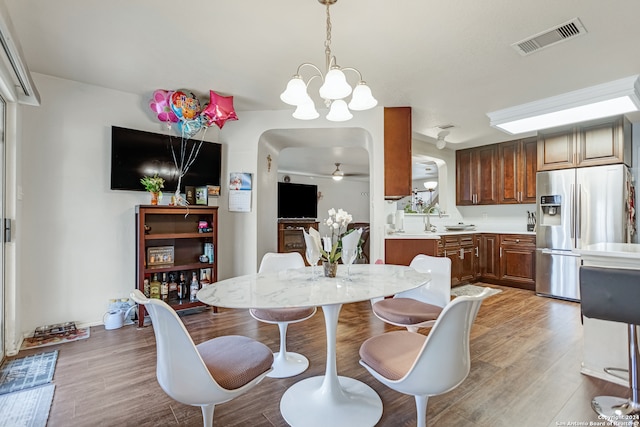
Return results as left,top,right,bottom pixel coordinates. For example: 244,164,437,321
570,183,575,239
540,248,581,257
577,184,582,240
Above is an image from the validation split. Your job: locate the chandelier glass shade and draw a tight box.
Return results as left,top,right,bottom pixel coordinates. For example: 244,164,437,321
280,0,377,121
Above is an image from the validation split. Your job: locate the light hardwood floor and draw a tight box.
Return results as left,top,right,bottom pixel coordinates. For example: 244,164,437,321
13,284,628,426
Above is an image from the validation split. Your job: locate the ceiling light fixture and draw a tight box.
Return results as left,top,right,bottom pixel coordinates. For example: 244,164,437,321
436,130,449,150
423,181,438,191
487,74,640,135
332,162,344,181
280,0,377,122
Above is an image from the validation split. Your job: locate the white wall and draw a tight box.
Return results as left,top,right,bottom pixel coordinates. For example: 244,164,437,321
16,73,223,335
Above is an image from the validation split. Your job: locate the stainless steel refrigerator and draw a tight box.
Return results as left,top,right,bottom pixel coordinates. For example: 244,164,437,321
536,164,632,301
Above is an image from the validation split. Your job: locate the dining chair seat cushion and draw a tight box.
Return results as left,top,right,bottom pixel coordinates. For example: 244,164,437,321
250,307,315,323
372,298,443,325
196,335,274,390
359,330,426,380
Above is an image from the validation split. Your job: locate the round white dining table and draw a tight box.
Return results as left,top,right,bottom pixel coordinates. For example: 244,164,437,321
197,263,431,427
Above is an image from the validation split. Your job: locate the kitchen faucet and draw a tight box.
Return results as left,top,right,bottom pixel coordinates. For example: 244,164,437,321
424,205,442,233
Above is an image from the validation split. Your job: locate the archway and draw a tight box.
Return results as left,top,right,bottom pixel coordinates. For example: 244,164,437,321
256,127,373,266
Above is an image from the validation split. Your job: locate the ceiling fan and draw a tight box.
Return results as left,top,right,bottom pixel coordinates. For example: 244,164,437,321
330,162,368,181
332,163,345,181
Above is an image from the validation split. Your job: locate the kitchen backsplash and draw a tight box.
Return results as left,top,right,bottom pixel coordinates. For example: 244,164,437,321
385,201,536,233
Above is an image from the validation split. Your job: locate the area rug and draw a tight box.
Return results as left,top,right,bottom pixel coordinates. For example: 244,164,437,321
451,284,502,298
20,326,90,350
0,383,55,427
0,350,58,395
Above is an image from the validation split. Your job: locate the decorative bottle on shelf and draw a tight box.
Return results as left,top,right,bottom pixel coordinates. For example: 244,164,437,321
178,272,187,301
150,273,161,299
161,273,169,301
168,273,178,301
143,278,150,298
190,271,199,302
200,269,211,288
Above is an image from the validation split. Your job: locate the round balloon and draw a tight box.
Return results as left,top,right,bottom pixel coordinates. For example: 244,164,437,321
170,90,201,121
200,90,238,129
149,89,179,123
177,116,203,139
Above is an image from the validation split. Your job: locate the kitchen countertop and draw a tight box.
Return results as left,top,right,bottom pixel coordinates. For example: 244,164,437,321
573,243,640,268
386,230,536,239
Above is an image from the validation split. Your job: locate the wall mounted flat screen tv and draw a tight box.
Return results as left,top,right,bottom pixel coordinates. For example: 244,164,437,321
110,126,222,192
278,182,318,219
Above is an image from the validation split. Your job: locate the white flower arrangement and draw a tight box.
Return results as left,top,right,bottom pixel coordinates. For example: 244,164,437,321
321,208,353,263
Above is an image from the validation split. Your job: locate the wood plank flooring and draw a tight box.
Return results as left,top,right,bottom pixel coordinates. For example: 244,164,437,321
12,284,629,426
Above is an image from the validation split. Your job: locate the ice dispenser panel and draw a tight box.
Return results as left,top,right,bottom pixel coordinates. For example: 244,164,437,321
540,195,562,226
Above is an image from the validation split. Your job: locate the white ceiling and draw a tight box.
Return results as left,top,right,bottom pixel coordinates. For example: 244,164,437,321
5,0,640,179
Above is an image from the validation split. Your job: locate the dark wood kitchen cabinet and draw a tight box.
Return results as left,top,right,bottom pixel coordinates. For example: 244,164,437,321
477,233,500,280
384,107,412,198
385,238,438,266
438,234,477,286
499,234,536,290
498,137,537,204
477,233,536,289
537,115,631,171
456,145,499,205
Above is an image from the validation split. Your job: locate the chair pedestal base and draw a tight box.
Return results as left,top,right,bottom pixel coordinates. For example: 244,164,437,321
267,351,309,378
592,396,640,424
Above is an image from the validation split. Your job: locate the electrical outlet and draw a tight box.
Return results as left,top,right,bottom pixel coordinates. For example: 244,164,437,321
482,213,488,220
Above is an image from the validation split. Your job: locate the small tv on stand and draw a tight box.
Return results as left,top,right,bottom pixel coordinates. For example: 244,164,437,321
277,182,318,219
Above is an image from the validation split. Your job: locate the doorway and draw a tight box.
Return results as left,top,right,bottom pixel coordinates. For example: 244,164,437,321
255,127,373,265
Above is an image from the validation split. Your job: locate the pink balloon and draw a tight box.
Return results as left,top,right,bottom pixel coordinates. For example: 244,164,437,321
200,90,238,129
149,89,179,123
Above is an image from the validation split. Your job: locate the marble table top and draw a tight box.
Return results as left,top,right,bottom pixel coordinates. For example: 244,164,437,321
197,264,431,309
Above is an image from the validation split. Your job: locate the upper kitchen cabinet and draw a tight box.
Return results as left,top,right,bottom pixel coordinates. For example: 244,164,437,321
498,137,537,204
537,115,631,171
384,107,412,198
456,144,499,205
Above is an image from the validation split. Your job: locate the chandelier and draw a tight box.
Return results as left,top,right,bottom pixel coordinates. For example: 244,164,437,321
280,0,377,121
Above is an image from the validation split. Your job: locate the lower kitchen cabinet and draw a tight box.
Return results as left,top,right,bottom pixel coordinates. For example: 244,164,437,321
477,233,536,290
384,239,439,266
438,235,477,286
385,233,535,289
498,234,536,289
478,233,500,280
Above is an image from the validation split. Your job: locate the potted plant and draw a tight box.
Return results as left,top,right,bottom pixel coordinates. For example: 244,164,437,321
320,208,352,277
140,174,165,205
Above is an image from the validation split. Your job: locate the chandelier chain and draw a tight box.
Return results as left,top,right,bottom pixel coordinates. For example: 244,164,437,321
324,1,332,70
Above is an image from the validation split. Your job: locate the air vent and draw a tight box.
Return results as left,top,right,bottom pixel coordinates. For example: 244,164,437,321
512,18,587,56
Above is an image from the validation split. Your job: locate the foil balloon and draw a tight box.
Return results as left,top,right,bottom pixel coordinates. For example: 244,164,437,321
149,89,178,123
200,90,238,129
170,90,201,121
177,116,203,139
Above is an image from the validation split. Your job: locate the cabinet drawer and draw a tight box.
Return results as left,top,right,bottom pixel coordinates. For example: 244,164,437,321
500,234,535,246
459,235,475,247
